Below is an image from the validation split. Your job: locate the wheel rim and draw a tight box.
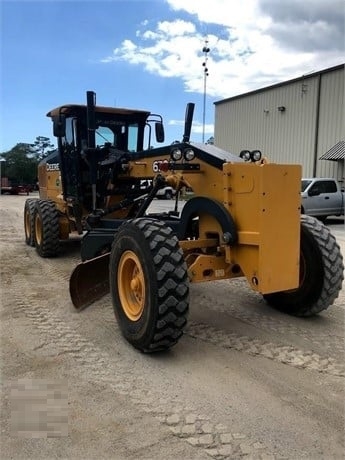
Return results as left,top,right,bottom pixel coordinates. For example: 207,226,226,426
35,213,42,245
118,250,145,321
24,208,31,239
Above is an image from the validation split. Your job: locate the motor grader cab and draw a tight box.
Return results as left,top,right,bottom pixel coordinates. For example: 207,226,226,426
24,91,344,353
24,91,165,254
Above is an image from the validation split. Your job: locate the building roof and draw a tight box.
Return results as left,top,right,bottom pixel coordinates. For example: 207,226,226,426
319,141,345,161
214,63,344,106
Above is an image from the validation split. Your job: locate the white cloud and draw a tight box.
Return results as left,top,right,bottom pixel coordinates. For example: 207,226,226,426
101,0,344,100
191,122,214,135
157,19,196,36
169,119,214,134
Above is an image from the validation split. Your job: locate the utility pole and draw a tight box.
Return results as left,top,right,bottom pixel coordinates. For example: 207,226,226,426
202,39,210,143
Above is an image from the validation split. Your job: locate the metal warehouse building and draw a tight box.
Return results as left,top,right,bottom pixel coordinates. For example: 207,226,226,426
214,64,344,185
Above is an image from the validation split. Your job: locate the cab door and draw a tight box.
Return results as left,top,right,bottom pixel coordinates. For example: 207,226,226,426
59,117,82,202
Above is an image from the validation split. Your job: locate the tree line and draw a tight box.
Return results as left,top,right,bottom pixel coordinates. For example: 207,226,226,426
0,136,55,186
1,134,215,187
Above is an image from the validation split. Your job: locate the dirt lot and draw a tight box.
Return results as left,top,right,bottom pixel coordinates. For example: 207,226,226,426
1,193,344,459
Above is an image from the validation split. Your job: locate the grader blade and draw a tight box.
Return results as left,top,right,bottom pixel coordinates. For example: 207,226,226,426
69,253,110,310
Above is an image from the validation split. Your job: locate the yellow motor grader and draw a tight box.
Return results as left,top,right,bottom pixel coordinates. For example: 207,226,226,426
24,91,344,352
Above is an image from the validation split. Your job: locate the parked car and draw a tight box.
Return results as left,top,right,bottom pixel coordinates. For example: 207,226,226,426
156,186,176,200
301,178,344,221
1,184,30,195
140,180,176,200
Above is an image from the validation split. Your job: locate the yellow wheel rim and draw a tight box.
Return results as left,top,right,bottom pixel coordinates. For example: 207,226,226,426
118,250,145,321
35,213,42,245
24,209,31,239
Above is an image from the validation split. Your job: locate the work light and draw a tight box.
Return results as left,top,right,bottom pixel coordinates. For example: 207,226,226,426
240,150,251,161
184,148,195,161
171,148,182,161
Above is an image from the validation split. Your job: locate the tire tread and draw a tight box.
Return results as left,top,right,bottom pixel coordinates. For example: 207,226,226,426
264,215,344,316
34,200,60,257
24,198,38,246
113,218,189,352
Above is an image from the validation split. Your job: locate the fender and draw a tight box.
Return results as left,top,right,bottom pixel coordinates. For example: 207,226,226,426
178,196,238,245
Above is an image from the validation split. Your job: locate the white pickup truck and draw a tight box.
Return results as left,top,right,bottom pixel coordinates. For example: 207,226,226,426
301,178,344,221
140,180,176,200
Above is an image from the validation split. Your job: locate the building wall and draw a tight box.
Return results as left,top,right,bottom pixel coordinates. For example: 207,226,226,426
214,65,344,182
315,68,344,181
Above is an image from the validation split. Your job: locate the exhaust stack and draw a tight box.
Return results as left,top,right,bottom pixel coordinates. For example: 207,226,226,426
86,91,97,211
86,91,96,148
182,103,195,143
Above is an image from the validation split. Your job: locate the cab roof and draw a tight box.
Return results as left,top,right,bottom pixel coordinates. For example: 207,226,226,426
47,104,151,118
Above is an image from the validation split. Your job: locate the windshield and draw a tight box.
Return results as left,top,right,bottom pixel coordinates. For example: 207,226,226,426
96,126,115,146
94,122,139,152
301,180,312,192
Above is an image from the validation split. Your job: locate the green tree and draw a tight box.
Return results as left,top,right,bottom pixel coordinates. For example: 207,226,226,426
30,136,55,160
1,143,38,184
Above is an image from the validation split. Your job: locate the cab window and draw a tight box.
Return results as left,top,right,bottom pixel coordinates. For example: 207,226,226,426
128,124,139,152
63,117,77,147
96,126,115,146
310,180,336,194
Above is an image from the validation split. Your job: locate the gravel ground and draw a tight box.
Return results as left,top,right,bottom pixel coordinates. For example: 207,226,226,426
1,193,344,460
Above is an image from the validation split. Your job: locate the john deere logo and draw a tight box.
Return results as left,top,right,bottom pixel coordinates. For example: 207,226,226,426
47,163,60,171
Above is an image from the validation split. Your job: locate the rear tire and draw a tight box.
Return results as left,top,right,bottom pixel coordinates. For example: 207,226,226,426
110,218,189,352
264,215,344,316
24,198,37,246
34,200,60,257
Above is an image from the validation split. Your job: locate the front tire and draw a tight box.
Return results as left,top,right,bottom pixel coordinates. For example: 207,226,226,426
264,215,344,316
34,200,60,257
24,198,37,246
110,218,189,352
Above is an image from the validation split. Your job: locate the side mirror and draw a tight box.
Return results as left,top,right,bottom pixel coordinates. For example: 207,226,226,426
155,122,165,143
308,189,320,197
53,115,66,137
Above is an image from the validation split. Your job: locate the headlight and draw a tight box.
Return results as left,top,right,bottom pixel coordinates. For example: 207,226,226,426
184,148,195,161
171,148,182,161
240,150,251,161
251,150,262,161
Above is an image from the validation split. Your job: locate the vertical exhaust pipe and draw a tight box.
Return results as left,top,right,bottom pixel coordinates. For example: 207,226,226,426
86,91,96,149
182,103,195,143
86,91,97,211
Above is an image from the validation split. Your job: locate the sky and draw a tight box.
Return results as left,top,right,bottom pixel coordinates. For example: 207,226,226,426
1,0,344,152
